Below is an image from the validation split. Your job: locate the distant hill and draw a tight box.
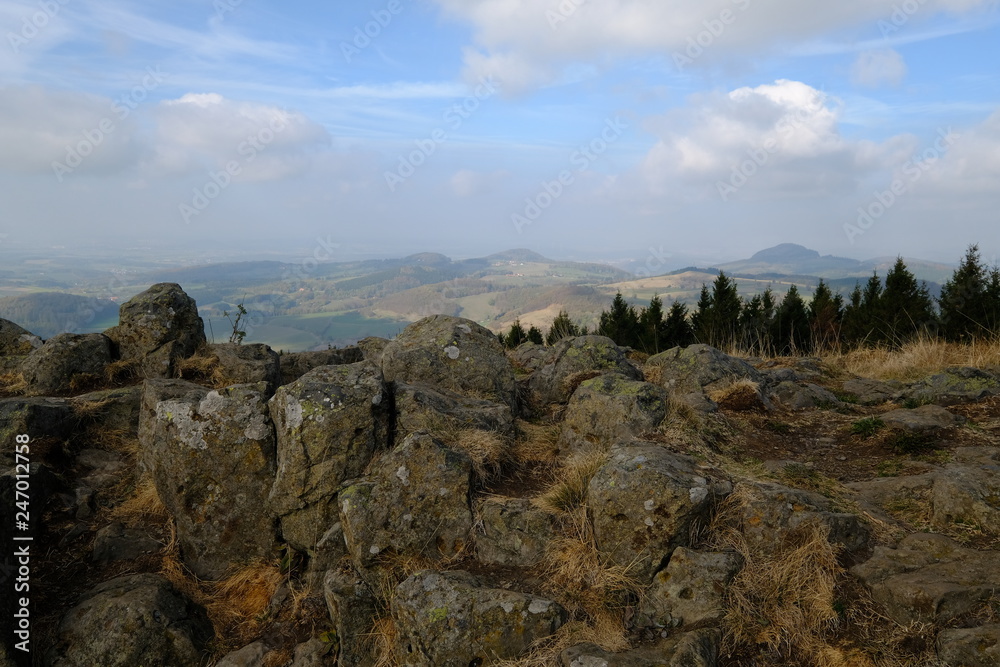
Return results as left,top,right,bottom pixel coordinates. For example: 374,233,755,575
0,293,119,338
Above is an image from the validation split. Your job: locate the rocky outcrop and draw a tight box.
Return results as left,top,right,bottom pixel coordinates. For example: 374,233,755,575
879,403,965,433
529,336,642,405
339,433,472,582
851,533,1000,625
475,497,558,567
279,346,364,384
646,344,763,394
268,361,390,552
105,283,205,378
0,396,76,467
143,380,277,579
395,382,515,442
206,343,281,395
323,564,379,667
638,547,743,629
20,333,114,395
560,374,668,454
381,315,517,409
588,442,730,582
0,318,41,356
937,625,1000,667
392,569,565,666
766,381,841,410
47,574,212,667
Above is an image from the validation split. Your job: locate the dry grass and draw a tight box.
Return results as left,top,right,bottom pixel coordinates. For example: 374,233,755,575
110,477,169,526
176,351,235,388
533,450,606,515
829,337,1000,382
104,358,142,385
370,615,400,667
512,420,561,464
708,378,765,412
455,428,510,479
0,371,27,395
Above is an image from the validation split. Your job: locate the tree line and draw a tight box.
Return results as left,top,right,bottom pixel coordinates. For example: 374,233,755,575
500,245,1000,355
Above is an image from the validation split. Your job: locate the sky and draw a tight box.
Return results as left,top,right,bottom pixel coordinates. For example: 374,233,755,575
1,0,998,267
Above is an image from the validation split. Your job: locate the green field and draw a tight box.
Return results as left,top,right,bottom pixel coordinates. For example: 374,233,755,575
239,312,409,352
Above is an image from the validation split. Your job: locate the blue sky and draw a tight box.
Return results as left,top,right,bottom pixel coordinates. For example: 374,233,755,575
1,0,999,267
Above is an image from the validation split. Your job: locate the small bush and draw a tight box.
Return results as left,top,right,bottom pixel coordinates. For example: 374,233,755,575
851,417,885,438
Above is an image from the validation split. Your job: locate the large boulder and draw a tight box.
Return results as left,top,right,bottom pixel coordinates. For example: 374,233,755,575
638,547,743,629
560,374,668,454
279,347,364,385
105,283,205,378
395,382,515,440
0,318,41,356
645,344,763,395
588,442,730,582
47,574,212,667
268,361,390,552
0,396,76,468
851,533,1000,625
138,379,213,469
202,343,281,396
766,381,841,410
339,433,473,581
475,497,558,567
879,404,964,433
20,333,114,396
937,625,1000,666
529,336,641,406
392,569,565,666
380,315,517,408
144,381,278,579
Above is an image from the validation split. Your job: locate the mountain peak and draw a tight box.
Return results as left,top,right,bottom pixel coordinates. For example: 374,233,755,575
749,244,821,263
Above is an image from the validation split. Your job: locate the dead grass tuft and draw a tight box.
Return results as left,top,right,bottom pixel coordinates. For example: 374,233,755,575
371,615,400,667
105,358,142,385
110,477,169,526
176,351,234,388
708,378,765,412
829,337,1000,382
0,371,27,396
533,450,606,515
513,420,561,464
455,428,510,479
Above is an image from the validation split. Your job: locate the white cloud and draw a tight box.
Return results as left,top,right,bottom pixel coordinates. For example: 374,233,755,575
851,49,908,88
434,0,993,91
450,168,510,196
637,80,914,199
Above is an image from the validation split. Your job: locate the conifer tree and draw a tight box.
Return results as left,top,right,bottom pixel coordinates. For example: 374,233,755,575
598,292,640,348
841,282,866,348
638,294,667,354
504,319,527,348
546,309,579,345
880,257,935,345
808,279,843,352
663,300,695,349
526,325,544,345
939,245,991,341
772,285,810,355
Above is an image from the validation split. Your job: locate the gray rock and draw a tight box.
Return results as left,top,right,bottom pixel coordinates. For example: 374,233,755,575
323,564,379,667
645,344,763,394
850,533,1000,624
0,318,41,356
638,548,742,629
105,283,206,379
138,379,216,472
529,336,642,406
76,448,126,489
206,343,281,395
476,497,558,567
48,573,212,667
907,367,1000,405
766,381,840,410
357,337,389,364
842,378,904,405
290,637,337,667
20,333,113,396
339,433,473,582
589,442,729,583
395,382,515,443
937,625,1000,666
213,641,268,667
92,522,162,562
880,404,964,433
560,628,720,666
71,386,142,436
381,315,517,409
0,396,75,468
268,361,389,552
511,341,550,373
279,347,364,385
729,481,871,553
145,381,278,579
304,522,349,589
392,569,565,666
560,374,668,454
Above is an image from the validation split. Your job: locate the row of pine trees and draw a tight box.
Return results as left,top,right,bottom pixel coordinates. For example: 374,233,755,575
501,245,1000,355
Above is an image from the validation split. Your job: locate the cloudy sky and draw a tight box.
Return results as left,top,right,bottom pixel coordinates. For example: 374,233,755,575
1,0,998,265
